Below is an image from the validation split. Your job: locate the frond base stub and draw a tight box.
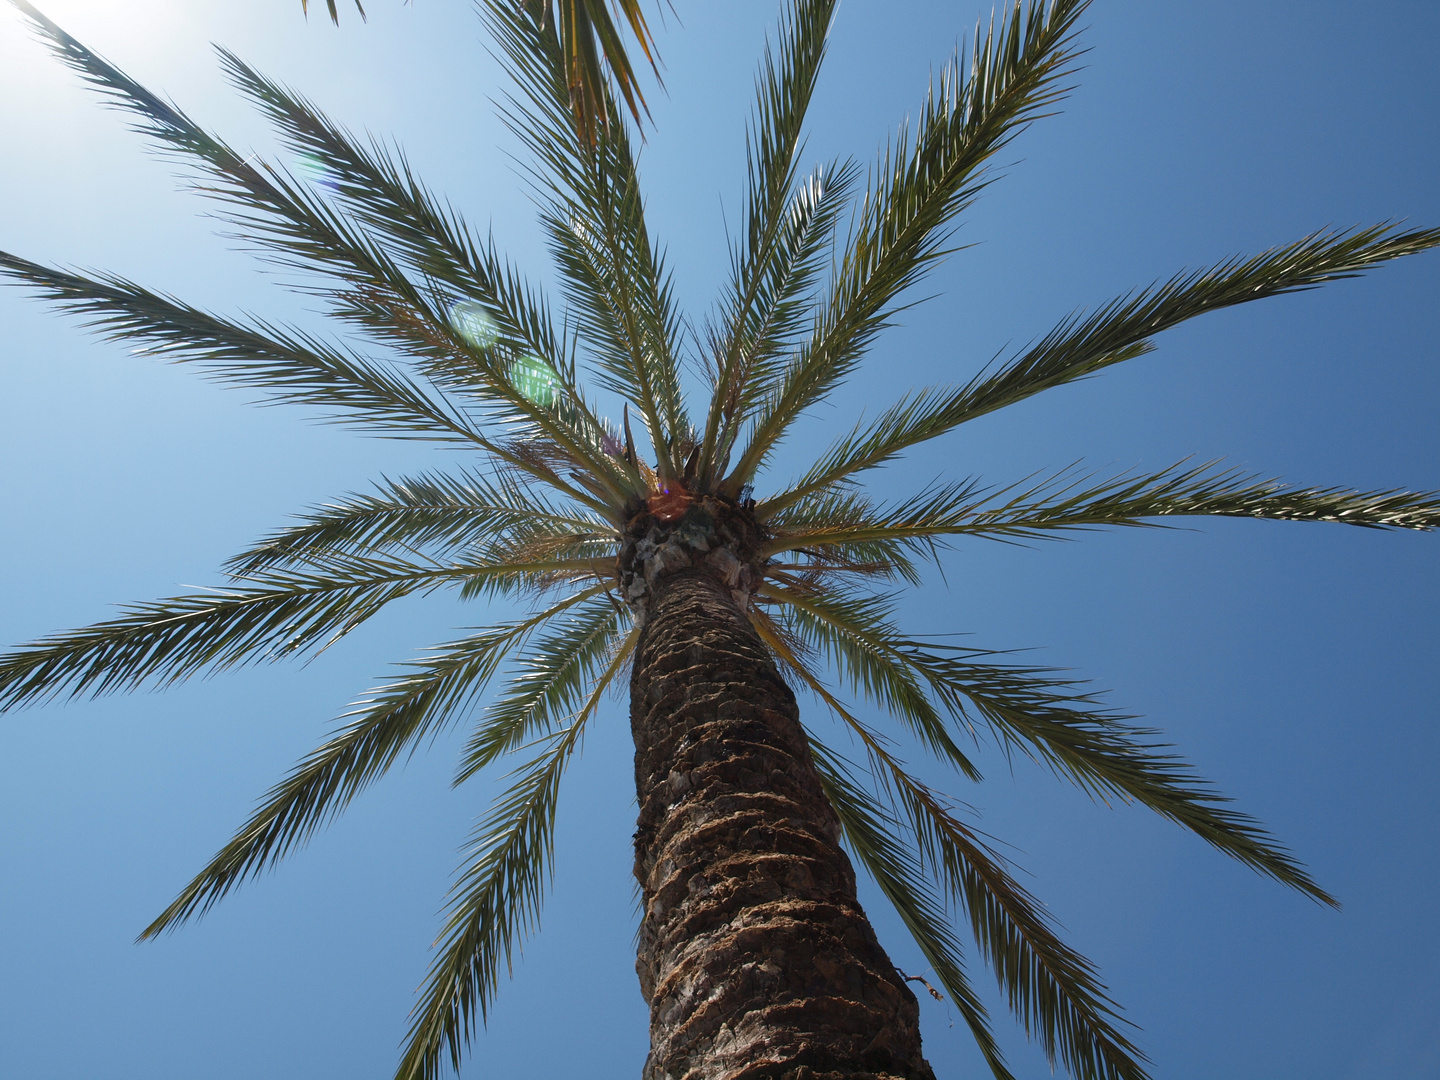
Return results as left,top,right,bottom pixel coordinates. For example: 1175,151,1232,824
618,491,768,623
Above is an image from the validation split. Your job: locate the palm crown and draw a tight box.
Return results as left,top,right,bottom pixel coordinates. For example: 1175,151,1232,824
3,2,1439,1079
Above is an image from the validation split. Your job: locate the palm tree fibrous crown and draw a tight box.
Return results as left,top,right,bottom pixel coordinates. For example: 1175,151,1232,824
3,1,1438,1079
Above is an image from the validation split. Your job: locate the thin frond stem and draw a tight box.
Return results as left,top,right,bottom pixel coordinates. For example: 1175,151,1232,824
139,584,607,938
697,0,842,486
454,594,629,782
397,620,640,1080
0,252,482,443
723,0,1091,495
226,468,615,576
759,580,983,781
761,462,1440,555
761,224,1440,512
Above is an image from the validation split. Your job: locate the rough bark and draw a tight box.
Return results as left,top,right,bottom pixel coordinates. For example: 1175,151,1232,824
626,497,934,1080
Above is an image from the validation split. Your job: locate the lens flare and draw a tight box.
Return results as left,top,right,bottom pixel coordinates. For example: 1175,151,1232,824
447,300,499,350
511,354,560,407
295,152,341,193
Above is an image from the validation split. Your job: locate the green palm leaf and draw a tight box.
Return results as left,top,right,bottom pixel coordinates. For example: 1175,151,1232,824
398,622,637,1080
0,550,613,711
226,469,614,576
725,0,1090,493
480,0,688,474
834,727,1148,1080
760,577,1332,903
766,225,1440,509
0,253,481,443
11,1,419,306
10,0,636,507
765,614,1147,1080
751,604,1015,1080
140,586,605,938
884,759,1147,1080
302,0,364,25
767,583,983,781
455,595,628,782
907,648,1336,905
543,0,663,144
0,557,462,709
762,462,1440,555
301,0,662,147
697,0,847,485
215,50,642,501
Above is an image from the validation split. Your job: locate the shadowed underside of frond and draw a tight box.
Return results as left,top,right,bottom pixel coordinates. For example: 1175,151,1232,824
3,0,1440,1078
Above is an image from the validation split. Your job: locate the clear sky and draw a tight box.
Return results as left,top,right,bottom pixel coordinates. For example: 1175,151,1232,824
1,2,1437,1078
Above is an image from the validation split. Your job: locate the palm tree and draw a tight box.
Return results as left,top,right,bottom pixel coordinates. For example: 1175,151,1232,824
2,1,1438,1078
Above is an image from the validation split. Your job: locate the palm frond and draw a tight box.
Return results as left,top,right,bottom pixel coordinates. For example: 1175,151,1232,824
882,755,1147,1080
762,485,929,584
10,2,637,507
810,744,1015,1080
546,0,663,144
226,469,614,576
219,50,559,357
757,574,1334,904
949,225,1440,429
763,581,983,781
704,160,861,486
0,251,483,442
479,0,688,474
139,586,605,938
697,0,845,485
215,50,642,501
837,716,1147,1080
950,462,1440,536
0,556,473,710
724,0,1090,493
762,462,1440,555
302,0,364,25
299,0,663,141
397,621,638,1080
766,224,1440,508
762,479,983,561
770,616,1147,1080
455,595,628,782
903,647,1336,905
10,1,415,302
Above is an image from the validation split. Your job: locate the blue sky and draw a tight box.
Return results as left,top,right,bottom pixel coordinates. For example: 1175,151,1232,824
1,2,1437,1078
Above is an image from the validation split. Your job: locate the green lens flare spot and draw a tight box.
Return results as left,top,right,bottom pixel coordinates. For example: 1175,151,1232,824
448,301,499,350
295,152,339,193
512,354,560,406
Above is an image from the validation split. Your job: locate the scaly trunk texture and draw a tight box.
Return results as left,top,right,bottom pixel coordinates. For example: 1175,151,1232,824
625,497,934,1080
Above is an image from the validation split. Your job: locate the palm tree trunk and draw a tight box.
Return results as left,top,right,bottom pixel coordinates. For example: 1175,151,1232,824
630,565,934,1080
